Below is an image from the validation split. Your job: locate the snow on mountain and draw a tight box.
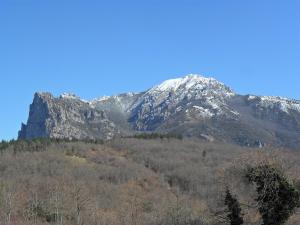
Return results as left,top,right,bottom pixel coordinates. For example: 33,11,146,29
60,92,90,103
89,92,141,113
148,74,234,96
19,74,300,148
247,95,300,114
192,105,214,118
92,96,111,102
128,74,238,130
131,75,234,109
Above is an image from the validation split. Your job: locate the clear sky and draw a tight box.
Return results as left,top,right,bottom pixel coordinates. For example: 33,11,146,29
0,0,299,140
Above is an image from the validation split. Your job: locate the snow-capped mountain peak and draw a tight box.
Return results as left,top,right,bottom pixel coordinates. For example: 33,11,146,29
147,74,235,98
152,74,210,91
128,74,238,130
151,74,217,91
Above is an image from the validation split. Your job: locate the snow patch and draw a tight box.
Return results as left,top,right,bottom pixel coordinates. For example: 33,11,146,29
150,74,222,93
247,95,257,100
258,96,300,113
192,105,214,117
61,93,79,99
60,93,89,103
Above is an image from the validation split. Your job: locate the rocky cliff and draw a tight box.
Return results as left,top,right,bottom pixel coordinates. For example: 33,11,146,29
18,92,120,140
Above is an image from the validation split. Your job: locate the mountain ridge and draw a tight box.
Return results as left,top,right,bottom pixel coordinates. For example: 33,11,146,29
18,74,300,148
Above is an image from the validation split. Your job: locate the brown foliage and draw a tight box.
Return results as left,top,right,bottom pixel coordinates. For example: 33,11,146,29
0,138,299,225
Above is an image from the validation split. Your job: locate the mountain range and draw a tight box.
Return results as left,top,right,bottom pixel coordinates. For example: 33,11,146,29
18,74,300,148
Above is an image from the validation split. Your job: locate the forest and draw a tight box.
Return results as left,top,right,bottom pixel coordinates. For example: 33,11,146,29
0,137,299,225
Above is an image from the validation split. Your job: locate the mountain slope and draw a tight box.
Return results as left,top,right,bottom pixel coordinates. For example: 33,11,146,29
129,75,237,131
18,74,300,148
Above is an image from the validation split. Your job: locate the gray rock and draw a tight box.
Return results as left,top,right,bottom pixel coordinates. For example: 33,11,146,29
19,92,119,140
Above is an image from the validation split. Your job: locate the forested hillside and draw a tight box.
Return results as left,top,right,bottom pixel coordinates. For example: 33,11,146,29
0,138,299,225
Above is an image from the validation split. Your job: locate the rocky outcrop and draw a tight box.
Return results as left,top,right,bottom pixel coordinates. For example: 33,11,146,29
19,74,300,148
19,92,119,140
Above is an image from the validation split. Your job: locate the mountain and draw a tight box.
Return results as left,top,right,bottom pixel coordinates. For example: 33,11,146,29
18,74,300,148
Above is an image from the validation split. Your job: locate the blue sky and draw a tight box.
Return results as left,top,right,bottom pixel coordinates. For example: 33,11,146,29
0,0,299,140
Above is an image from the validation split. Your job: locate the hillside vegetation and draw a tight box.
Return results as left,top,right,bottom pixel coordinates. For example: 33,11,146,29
0,138,299,225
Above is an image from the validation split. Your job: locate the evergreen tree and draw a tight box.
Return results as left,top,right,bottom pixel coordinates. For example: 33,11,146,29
246,164,300,225
224,188,243,225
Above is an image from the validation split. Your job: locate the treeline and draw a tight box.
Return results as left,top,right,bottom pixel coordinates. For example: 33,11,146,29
125,132,183,140
0,132,185,153
0,138,52,153
0,132,183,153
0,138,104,153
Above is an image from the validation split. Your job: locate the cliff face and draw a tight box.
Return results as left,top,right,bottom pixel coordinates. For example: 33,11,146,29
19,92,119,140
19,93,51,139
19,74,300,148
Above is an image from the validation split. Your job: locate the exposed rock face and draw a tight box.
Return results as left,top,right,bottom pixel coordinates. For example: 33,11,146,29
19,74,300,148
19,92,119,140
